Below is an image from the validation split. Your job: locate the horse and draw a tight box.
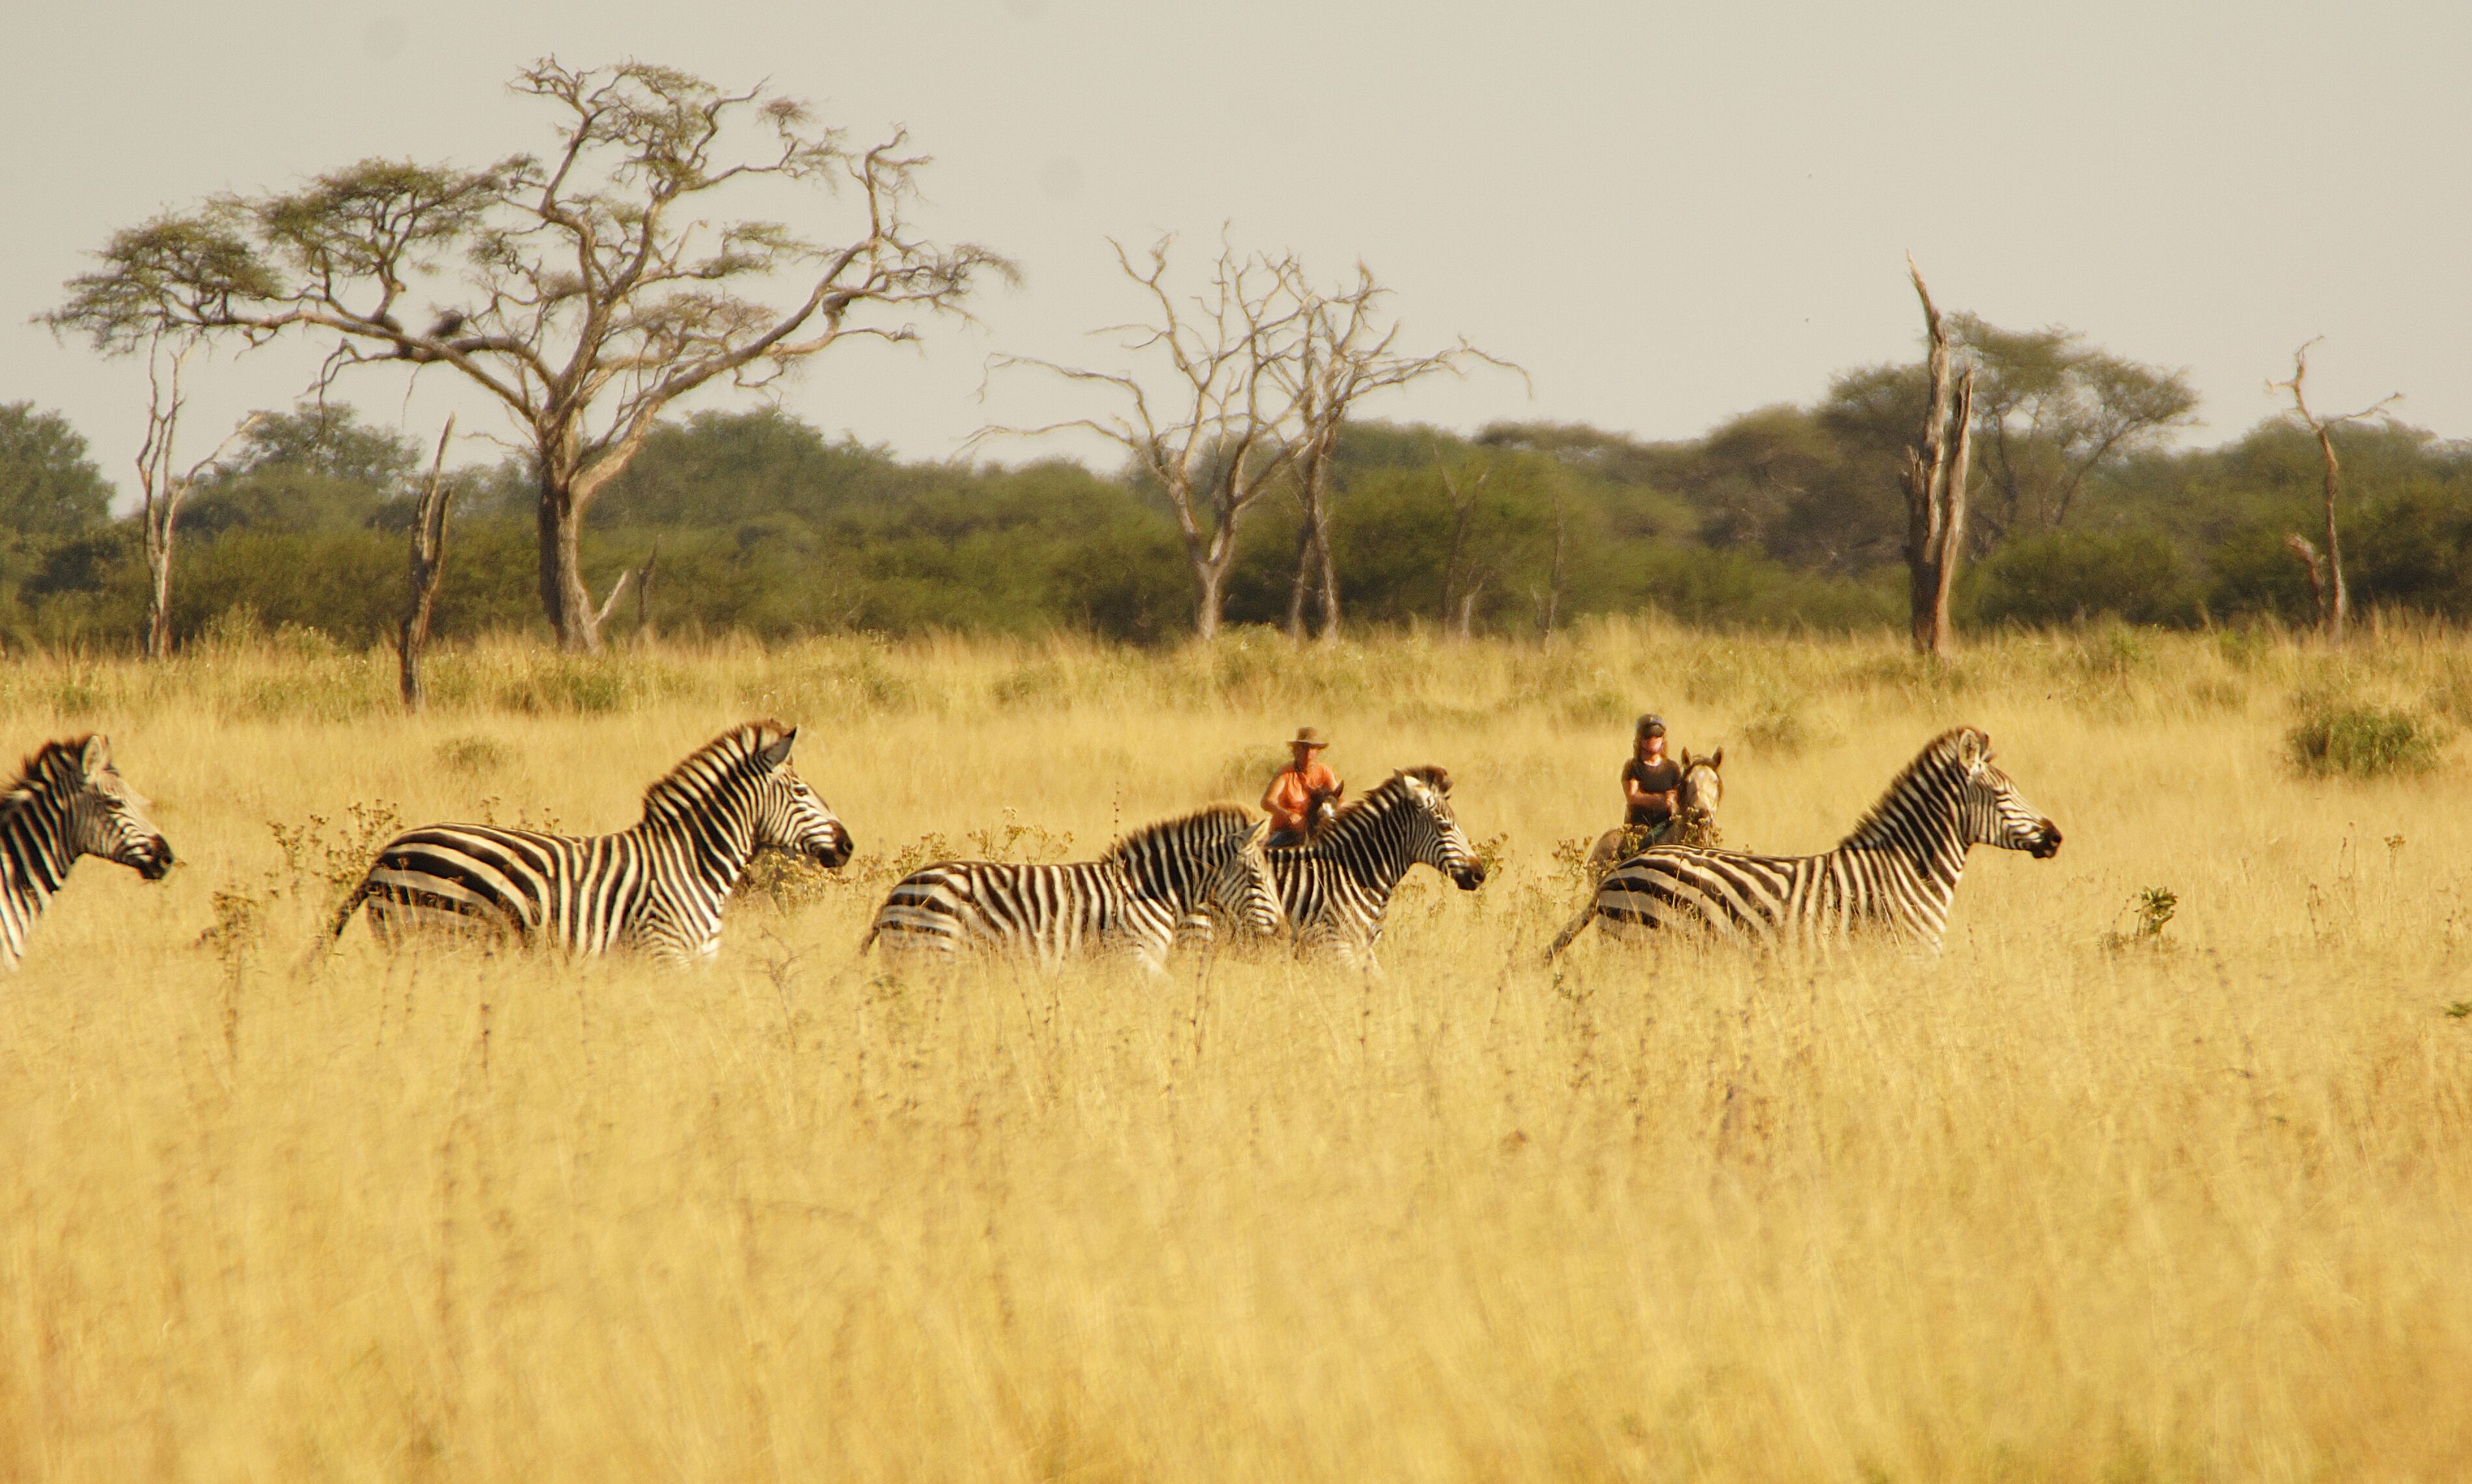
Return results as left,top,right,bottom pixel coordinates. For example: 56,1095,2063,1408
1582,747,1724,879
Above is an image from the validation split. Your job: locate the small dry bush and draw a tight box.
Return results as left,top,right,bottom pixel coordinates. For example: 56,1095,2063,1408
2288,698,2445,778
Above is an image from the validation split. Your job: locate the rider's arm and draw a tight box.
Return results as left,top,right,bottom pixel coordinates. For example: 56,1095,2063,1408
1262,771,1293,825
1622,765,1656,810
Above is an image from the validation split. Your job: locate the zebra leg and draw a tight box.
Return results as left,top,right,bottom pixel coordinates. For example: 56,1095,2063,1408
1545,896,1602,959
1172,911,1216,957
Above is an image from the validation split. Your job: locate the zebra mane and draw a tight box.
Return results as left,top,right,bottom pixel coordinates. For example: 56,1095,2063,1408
1316,766,1451,843
1103,803,1256,864
1835,727,1985,851
638,721,795,825
3,736,93,810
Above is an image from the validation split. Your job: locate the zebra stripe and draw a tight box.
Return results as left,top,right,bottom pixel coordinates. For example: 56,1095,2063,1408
1548,726,2059,957
1,735,173,971
330,721,850,964
861,804,1276,974
1266,766,1487,967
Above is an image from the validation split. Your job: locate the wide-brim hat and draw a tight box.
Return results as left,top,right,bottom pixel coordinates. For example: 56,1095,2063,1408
1291,726,1330,749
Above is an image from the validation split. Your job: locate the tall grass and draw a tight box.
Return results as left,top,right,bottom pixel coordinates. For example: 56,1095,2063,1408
3,618,2469,1479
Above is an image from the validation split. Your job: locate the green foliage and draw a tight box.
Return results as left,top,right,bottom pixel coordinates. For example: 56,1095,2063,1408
8,342,2472,652
2287,701,2445,778
0,402,111,536
2104,886,2180,950
1972,531,2196,626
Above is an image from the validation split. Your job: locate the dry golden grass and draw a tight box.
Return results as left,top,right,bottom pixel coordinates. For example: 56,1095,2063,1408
3,617,2470,1480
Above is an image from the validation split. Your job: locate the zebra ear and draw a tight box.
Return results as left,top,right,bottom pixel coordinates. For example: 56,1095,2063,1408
1955,729,1986,770
79,735,111,778
759,727,798,769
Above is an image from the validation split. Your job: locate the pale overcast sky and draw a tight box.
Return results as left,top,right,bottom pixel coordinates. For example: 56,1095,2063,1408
4,1,2465,494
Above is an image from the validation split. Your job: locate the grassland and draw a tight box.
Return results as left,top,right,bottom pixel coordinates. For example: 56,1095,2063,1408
3,617,2469,1481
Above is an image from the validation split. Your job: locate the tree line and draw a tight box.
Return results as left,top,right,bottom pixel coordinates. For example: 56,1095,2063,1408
7,385,2470,653
14,56,2470,659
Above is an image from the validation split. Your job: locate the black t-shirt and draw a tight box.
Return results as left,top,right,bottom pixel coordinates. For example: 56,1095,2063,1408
1623,756,1683,826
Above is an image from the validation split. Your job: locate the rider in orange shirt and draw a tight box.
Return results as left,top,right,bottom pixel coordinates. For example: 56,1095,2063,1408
1261,727,1341,847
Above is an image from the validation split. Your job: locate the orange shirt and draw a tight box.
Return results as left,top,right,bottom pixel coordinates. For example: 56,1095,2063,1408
1265,762,1339,832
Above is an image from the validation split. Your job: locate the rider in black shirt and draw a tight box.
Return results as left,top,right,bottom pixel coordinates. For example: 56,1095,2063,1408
1622,714,1682,833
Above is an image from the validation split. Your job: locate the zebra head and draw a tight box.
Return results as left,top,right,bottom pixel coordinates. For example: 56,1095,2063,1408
747,728,855,868
14,735,174,881
1394,766,1487,890
1677,747,1724,830
1300,779,1345,842
1950,729,2062,859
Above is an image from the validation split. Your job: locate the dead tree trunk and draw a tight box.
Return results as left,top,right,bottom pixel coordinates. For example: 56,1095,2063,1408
1435,458,1490,634
1901,260,1973,659
132,338,263,659
2270,342,2400,643
634,544,659,642
2282,534,2328,631
398,419,458,709
1312,502,1339,644
2312,430,2348,641
1539,485,1568,645
1285,517,1318,639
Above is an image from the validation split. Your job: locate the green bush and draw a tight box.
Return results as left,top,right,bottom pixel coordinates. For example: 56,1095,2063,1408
2287,702,2445,778
1973,530,2197,627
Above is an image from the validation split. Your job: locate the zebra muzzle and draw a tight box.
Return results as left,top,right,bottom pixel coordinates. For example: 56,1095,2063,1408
2029,822,2063,859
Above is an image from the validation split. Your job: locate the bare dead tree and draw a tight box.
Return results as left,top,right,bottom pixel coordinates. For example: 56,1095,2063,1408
1435,454,1495,638
634,543,659,641
132,337,265,659
1539,482,1569,646
2270,340,2402,642
2283,532,2329,631
397,417,458,709
1901,259,1974,659
49,59,1006,653
985,234,1313,640
1276,265,1520,644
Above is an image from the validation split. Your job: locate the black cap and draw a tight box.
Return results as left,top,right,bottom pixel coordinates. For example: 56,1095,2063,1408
1636,714,1666,738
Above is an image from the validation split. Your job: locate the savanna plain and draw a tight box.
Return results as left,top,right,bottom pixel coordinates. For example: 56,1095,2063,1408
4,618,2469,1481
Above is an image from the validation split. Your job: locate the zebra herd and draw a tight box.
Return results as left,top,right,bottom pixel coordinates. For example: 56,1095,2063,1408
0,720,2060,974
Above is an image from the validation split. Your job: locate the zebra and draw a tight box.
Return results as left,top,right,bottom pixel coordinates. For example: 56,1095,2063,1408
1261,765,1488,967
1583,746,1725,877
859,804,1279,974
1548,726,2059,958
329,721,851,964
1,735,173,971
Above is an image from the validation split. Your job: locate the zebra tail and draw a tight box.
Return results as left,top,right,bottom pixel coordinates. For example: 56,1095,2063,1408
1545,894,1600,961
328,875,378,940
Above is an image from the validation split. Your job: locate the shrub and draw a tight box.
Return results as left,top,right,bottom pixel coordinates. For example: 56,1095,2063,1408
1973,530,2197,627
2287,701,2444,778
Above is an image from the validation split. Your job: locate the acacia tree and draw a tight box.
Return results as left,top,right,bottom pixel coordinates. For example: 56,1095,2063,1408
1901,261,1973,659
1278,266,1515,644
131,338,266,658
1952,314,2197,542
2271,340,2402,641
987,235,1313,640
47,59,1004,652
